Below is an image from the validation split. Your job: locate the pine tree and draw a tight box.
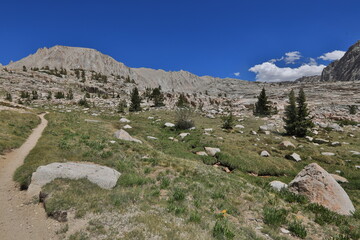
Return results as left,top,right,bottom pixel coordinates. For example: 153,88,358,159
176,93,189,108
151,87,165,107
47,91,52,100
32,90,39,100
117,99,127,113
254,87,271,116
5,92,12,102
222,112,235,130
129,87,142,112
66,89,74,100
295,88,313,137
283,89,297,135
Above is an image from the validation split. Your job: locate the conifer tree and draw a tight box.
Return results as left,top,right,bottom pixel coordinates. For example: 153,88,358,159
151,87,165,107
129,87,142,112
222,112,235,130
5,92,12,102
47,91,52,100
254,87,271,116
66,89,74,100
117,99,127,113
283,89,297,135
295,88,313,137
176,93,189,108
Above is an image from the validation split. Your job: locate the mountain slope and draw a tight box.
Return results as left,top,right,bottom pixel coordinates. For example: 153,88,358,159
321,40,360,81
7,45,248,93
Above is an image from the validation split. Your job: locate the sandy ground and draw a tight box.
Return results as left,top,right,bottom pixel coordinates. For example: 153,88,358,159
0,113,59,240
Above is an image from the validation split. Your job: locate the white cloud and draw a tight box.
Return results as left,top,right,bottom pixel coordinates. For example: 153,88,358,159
308,58,317,66
284,51,301,64
233,72,240,77
319,50,345,61
249,62,326,82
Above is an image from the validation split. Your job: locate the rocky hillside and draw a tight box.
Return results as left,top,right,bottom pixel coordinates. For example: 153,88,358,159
7,45,250,93
321,40,360,82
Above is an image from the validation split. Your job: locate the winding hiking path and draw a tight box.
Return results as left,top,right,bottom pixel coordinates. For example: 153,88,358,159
0,113,57,240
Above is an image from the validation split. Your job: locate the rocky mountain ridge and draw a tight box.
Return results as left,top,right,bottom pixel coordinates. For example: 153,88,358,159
7,45,251,94
321,40,360,81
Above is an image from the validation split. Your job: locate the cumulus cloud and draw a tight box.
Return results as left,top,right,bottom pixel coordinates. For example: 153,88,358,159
249,62,326,82
284,51,301,64
319,50,345,61
233,72,240,77
308,58,317,66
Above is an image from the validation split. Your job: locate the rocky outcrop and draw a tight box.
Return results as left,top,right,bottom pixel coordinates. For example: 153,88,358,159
289,163,355,215
321,40,360,82
6,45,250,93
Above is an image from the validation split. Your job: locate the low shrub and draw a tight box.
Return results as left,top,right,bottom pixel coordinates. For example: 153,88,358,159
288,220,307,239
213,219,235,240
263,206,288,227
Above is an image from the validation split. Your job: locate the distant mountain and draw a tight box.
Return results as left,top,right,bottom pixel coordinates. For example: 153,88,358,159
321,40,360,81
7,45,249,93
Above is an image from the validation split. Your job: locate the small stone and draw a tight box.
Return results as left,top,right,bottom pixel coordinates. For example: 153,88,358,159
260,150,270,157
123,124,132,129
269,181,288,191
279,141,296,149
196,151,208,156
331,174,349,183
204,147,221,156
119,117,130,123
179,133,190,139
280,228,290,234
286,153,301,162
322,152,335,156
147,136,158,140
164,122,175,127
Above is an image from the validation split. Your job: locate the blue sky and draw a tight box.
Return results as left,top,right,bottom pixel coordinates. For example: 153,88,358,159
1,0,359,81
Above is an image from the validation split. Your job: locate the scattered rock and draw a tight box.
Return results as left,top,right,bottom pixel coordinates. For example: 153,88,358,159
235,124,245,129
313,138,330,144
321,152,335,156
286,153,301,162
305,136,313,142
204,128,213,132
279,141,296,149
330,174,349,183
289,163,355,215
269,181,288,191
205,147,221,156
331,142,341,146
164,122,175,127
119,117,130,123
260,150,270,157
196,151,208,156
123,124,132,129
350,150,360,155
328,123,343,132
114,129,142,143
179,133,190,139
250,130,257,135
147,136,158,140
280,228,290,234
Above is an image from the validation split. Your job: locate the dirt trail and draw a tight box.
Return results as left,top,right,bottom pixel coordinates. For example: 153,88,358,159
0,113,58,240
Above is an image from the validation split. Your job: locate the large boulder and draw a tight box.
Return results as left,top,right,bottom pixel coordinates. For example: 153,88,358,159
28,162,121,196
114,129,142,143
288,163,355,215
